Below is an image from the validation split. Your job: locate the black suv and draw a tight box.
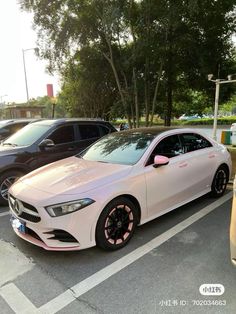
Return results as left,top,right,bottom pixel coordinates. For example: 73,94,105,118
0,118,116,204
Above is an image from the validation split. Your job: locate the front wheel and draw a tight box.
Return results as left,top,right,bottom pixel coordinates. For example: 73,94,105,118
96,197,139,250
0,170,25,205
210,166,228,198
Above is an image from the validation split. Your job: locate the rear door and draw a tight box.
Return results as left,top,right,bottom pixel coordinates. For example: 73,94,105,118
77,123,101,152
179,132,216,194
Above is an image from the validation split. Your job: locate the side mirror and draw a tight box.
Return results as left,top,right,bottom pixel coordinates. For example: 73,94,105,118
39,139,55,148
153,155,169,168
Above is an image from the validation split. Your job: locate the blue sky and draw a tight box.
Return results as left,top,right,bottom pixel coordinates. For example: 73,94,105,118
0,0,60,103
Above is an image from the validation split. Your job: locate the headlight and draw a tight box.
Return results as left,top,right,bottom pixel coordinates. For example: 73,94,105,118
45,198,95,217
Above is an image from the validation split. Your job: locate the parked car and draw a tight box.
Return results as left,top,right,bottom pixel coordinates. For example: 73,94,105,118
9,127,231,251
0,118,116,204
230,177,236,266
0,119,37,141
178,114,201,121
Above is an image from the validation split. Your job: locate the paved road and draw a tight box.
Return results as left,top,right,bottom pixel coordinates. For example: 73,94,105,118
0,191,235,314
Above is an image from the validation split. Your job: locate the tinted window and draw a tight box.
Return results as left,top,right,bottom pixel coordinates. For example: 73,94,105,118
181,133,212,153
99,125,110,136
48,125,75,145
79,124,100,139
147,135,183,164
81,132,155,165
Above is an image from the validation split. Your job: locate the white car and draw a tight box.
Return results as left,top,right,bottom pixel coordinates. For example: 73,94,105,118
9,128,231,251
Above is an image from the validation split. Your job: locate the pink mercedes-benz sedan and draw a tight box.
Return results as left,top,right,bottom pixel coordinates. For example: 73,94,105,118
9,127,231,251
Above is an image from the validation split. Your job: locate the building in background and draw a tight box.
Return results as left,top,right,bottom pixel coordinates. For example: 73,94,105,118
3,104,44,119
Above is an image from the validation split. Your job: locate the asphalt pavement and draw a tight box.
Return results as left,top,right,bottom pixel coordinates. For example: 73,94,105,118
0,190,235,314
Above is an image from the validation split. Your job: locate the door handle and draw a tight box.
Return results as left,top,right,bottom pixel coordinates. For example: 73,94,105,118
179,162,188,168
68,146,76,151
208,154,216,159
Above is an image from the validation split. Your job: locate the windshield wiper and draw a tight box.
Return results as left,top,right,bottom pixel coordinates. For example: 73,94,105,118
2,142,18,147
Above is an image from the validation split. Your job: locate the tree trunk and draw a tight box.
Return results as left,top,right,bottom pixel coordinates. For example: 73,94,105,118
150,62,163,125
145,57,150,126
103,36,132,127
133,67,139,128
165,26,173,127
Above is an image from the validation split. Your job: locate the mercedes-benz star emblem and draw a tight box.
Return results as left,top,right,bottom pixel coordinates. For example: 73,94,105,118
13,199,23,216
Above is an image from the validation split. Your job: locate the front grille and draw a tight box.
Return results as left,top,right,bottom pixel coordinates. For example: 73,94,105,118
43,229,78,243
9,194,41,223
20,212,41,223
21,201,38,213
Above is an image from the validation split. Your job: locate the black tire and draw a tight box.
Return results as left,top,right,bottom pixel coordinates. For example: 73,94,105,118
0,170,25,205
210,165,228,198
96,197,139,250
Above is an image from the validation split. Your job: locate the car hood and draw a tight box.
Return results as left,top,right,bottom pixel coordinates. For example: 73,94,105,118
17,156,132,195
0,145,23,155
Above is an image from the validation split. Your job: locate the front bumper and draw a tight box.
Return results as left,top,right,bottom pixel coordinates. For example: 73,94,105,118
9,186,99,251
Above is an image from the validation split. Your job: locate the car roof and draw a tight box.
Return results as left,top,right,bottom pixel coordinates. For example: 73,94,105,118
0,119,39,125
117,127,212,138
31,118,110,127
119,127,177,136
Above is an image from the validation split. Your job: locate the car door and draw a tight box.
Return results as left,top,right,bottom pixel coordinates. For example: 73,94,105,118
77,123,101,152
179,132,216,195
36,124,79,168
144,133,193,219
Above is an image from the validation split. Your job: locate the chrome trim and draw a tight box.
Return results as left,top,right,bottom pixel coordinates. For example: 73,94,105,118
9,195,40,218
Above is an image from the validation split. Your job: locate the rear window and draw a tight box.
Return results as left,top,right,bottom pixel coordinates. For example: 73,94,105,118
181,133,212,153
79,124,100,139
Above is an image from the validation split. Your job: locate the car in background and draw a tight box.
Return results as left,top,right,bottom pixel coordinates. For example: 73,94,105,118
0,118,116,204
178,114,201,121
0,119,37,141
230,177,236,266
9,127,231,251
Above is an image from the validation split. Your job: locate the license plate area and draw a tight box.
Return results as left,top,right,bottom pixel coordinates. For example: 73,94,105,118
11,217,26,234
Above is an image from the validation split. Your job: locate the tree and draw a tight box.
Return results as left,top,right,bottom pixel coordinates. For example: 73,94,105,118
20,0,236,126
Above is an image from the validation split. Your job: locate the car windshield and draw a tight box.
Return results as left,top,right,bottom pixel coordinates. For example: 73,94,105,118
1,124,51,146
80,132,156,165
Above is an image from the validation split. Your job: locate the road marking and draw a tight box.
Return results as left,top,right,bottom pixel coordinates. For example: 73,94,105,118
0,240,34,287
38,192,232,314
0,211,9,218
0,193,232,313
0,284,38,314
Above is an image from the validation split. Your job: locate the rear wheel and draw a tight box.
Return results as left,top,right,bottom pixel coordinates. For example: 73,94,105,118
0,170,25,205
96,197,139,250
210,166,228,197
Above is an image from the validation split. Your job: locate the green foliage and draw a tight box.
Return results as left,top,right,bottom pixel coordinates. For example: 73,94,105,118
19,0,236,125
28,96,68,118
182,117,236,126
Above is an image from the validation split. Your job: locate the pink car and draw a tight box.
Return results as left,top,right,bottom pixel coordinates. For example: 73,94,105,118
9,128,231,251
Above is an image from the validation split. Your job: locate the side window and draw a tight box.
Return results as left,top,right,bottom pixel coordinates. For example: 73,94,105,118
99,125,110,136
181,133,212,153
48,125,75,145
79,124,100,140
147,134,183,165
